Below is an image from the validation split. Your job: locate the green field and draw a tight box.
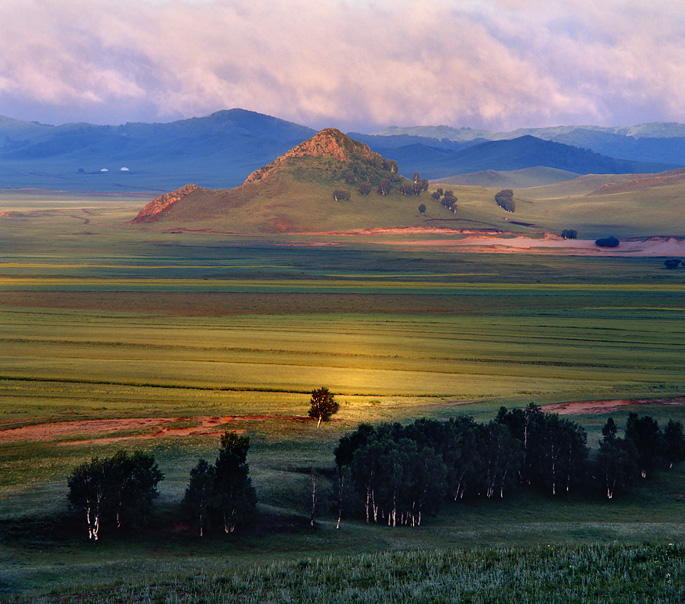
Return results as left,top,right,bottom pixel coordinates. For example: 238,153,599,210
1,193,684,599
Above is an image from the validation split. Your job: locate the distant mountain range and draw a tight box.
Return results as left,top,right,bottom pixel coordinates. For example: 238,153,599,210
1,109,683,192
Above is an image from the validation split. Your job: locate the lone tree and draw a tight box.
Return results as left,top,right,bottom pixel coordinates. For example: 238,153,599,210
418,203,426,215
308,386,339,427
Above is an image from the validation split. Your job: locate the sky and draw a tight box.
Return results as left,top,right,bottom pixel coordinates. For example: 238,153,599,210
1,0,684,132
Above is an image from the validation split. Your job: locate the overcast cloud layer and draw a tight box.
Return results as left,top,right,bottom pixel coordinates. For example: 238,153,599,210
1,0,684,131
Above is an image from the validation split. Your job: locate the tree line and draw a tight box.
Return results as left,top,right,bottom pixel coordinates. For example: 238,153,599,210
67,403,684,539
333,405,685,527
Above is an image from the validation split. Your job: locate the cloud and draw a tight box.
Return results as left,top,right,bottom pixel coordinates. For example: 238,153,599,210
0,0,684,130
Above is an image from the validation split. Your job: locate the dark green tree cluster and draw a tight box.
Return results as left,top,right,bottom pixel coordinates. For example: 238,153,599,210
183,432,258,536
67,450,163,542
495,189,515,212
496,404,588,495
334,406,685,526
561,229,578,239
441,190,457,213
334,414,530,527
597,413,685,499
597,414,684,499
664,258,683,269
326,157,403,195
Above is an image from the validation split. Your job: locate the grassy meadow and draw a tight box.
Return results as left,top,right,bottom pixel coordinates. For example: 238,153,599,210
1,191,684,599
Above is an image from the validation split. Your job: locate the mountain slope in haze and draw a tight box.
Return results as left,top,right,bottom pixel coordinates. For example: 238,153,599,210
3,110,684,193
375,123,685,166
436,167,580,189
131,129,414,233
0,109,315,191
424,136,675,180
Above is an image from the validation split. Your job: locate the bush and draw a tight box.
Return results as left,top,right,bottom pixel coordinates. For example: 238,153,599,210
595,236,620,248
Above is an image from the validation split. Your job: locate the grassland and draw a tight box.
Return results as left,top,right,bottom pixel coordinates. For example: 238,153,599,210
0,192,684,599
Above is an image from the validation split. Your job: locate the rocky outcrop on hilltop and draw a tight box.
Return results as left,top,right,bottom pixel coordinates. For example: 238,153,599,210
131,183,203,223
244,128,386,184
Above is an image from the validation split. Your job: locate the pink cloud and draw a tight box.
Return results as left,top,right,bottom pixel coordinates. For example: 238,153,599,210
0,0,683,130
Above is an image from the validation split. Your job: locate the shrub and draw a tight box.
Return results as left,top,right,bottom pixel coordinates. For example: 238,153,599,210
595,236,620,248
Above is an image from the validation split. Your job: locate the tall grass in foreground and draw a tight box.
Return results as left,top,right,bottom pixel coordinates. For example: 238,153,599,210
7,543,682,603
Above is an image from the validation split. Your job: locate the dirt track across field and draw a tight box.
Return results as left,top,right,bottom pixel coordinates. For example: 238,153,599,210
1,397,683,445
0,414,312,446
545,397,685,415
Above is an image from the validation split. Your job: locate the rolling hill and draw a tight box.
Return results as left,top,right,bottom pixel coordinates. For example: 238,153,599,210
414,135,675,180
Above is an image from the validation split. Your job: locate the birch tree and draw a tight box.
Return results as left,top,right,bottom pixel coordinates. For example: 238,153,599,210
214,432,258,533
308,387,339,428
68,457,108,542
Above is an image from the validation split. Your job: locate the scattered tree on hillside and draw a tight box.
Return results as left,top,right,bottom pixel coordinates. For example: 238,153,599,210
308,386,339,427
561,229,578,239
399,183,414,196
333,189,351,201
441,190,457,213
413,172,421,184
418,204,426,215
359,181,372,196
495,189,515,213
377,178,390,196
431,191,441,202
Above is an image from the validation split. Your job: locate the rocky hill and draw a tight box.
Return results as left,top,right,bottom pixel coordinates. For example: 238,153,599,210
130,129,413,232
